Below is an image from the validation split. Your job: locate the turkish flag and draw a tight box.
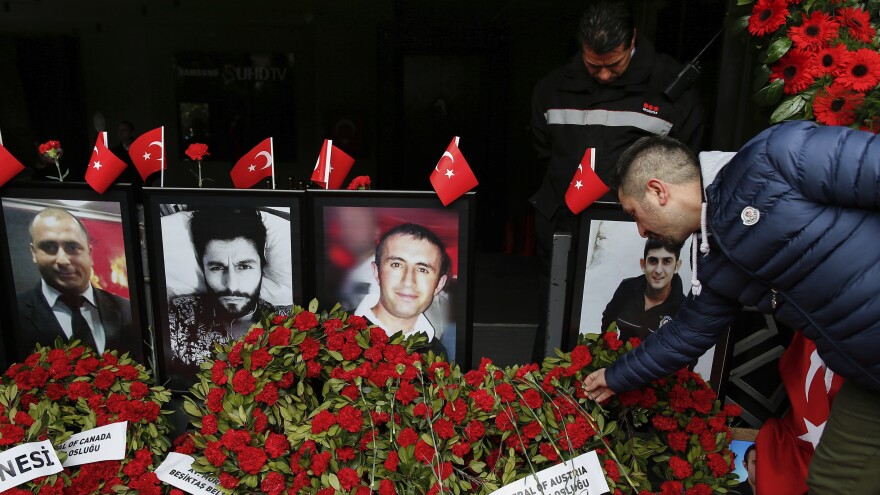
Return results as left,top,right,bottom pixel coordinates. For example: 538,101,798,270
85,133,129,194
0,144,25,187
756,332,844,495
230,138,274,189
430,136,478,206
310,139,354,189
564,148,608,214
128,127,165,181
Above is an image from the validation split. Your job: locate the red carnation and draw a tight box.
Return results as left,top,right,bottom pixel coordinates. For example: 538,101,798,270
311,410,337,434
256,382,279,406
341,342,363,360
384,451,400,471
249,348,273,370
667,430,689,452
838,48,880,92
700,430,717,451
413,402,432,419
219,473,240,490
652,415,679,432
686,484,713,495
748,0,789,36
244,327,264,344
602,331,623,351
268,326,292,347
395,380,419,405
238,446,267,474
522,421,542,439
232,370,257,395
669,456,693,480
770,49,818,95
450,441,471,457
433,418,456,439
604,458,621,483
839,6,876,43
311,451,332,475
661,481,684,495
299,336,320,360
414,440,436,464
211,360,228,385
205,441,226,467
185,143,210,161
0,424,24,446
788,11,838,51
201,414,218,436
724,403,742,417
117,364,139,380
470,388,495,412
266,432,290,458
94,369,116,390
129,381,149,399
67,381,94,400
221,429,251,453
379,479,396,495
494,382,516,402
294,311,318,330
206,387,225,413
465,419,486,441
707,452,731,478
228,342,244,366
495,407,515,432
337,467,360,491
539,442,559,461
397,427,419,447
337,405,364,433
520,389,543,409
306,360,322,378
443,397,467,423
347,175,372,190
260,472,286,495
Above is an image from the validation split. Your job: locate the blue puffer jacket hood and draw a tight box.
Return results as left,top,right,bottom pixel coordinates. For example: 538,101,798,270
606,120,880,393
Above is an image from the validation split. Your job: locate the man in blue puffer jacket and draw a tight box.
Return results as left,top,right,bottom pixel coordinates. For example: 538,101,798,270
583,120,880,493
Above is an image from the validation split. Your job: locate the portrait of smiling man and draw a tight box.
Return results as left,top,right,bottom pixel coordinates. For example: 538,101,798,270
355,222,449,357
168,206,290,371
601,237,684,341
16,207,134,357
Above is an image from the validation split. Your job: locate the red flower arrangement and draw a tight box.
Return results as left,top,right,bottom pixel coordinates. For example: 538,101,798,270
741,0,880,129
38,140,68,181
182,301,741,494
347,175,372,190
0,340,174,494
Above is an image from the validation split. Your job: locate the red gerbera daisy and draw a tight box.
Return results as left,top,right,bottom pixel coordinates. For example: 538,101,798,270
748,0,789,37
816,44,849,76
770,49,818,94
838,6,876,43
838,48,880,92
788,11,839,51
812,84,864,126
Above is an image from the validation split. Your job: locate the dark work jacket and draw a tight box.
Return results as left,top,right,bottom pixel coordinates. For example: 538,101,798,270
601,274,685,341
606,121,880,393
530,35,705,218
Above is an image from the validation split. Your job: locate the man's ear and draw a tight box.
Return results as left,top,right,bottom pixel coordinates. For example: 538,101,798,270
674,258,682,273
639,258,646,272
30,242,37,264
433,274,448,296
646,178,670,206
371,262,380,284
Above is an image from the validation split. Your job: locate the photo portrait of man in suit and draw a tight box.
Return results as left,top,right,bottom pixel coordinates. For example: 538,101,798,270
16,207,134,356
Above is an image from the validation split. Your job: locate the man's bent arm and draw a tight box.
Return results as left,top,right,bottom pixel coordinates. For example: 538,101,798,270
604,284,739,392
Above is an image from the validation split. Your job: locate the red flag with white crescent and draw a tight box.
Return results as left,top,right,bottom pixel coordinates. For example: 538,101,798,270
128,127,165,181
755,331,845,495
564,147,608,214
429,136,478,206
0,143,25,188
230,138,274,189
311,139,354,189
85,132,129,194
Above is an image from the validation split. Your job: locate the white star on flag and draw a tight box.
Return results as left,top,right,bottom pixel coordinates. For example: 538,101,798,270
445,169,454,178
798,418,826,449
248,164,256,172
92,161,102,170
143,152,151,160
575,180,583,189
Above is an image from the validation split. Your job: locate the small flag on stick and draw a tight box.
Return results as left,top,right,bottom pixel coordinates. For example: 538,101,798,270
429,136,478,206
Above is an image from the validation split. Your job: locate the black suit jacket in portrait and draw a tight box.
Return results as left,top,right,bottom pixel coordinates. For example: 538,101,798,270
15,284,140,360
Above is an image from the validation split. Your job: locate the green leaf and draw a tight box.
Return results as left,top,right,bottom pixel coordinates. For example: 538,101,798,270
183,398,203,418
308,298,319,313
765,37,792,64
328,473,341,491
736,0,754,4
770,95,806,123
752,78,784,107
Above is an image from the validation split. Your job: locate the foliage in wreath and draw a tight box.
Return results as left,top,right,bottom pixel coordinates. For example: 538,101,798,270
737,0,880,129
0,340,174,495
182,301,741,495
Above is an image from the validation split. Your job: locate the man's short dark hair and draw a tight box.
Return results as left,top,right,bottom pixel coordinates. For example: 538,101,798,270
30,207,91,244
612,135,700,199
644,237,682,262
375,223,451,277
744,443,756,462
190,207,267,267
578,0,635,54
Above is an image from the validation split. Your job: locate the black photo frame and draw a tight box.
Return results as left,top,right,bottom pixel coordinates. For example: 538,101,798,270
0,182,148,367
143,187,305,392
567,202,730,392
307,190,475,368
